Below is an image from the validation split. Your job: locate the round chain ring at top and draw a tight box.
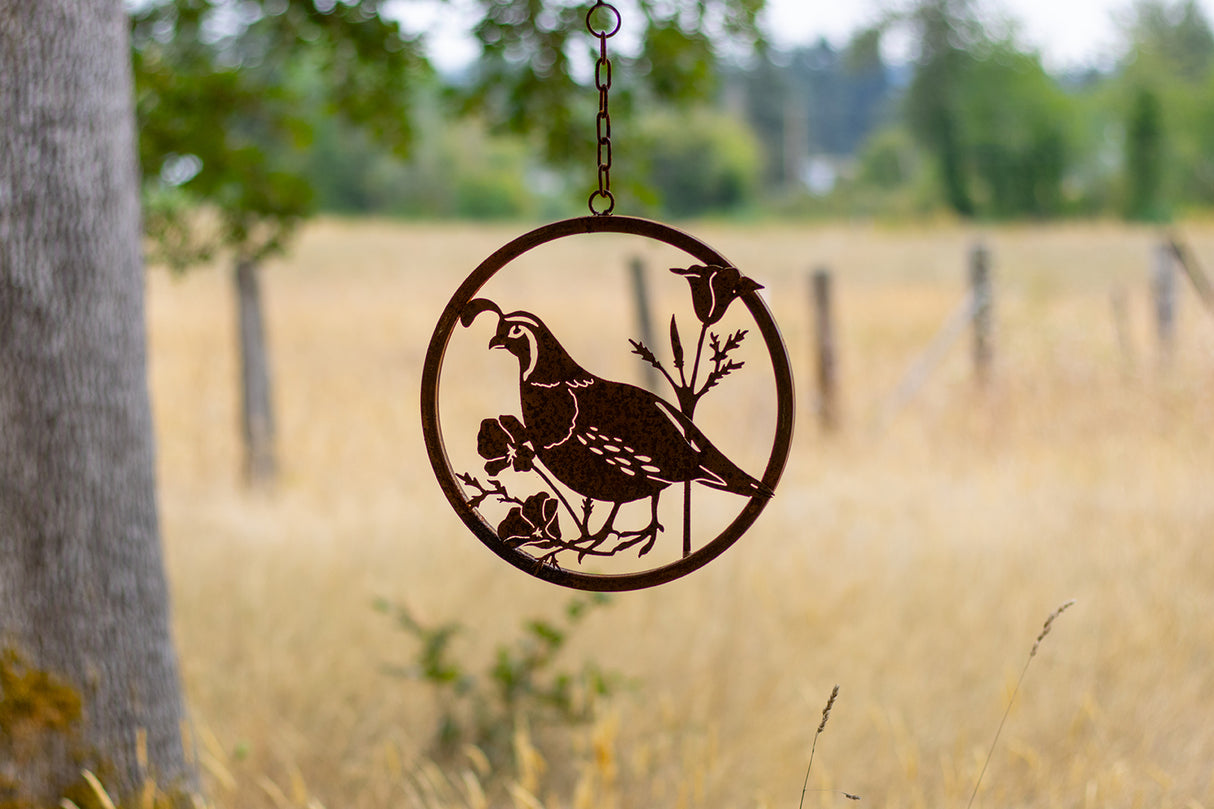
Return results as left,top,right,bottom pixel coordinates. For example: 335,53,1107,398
586,1,621,39
420,216,795,591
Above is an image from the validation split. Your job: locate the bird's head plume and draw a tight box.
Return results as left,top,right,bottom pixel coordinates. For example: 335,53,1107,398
461,298,584,383
460,297,503,328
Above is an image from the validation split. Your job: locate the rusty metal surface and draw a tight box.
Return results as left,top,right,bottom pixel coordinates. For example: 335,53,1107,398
587,1,620,215
421,216,795,591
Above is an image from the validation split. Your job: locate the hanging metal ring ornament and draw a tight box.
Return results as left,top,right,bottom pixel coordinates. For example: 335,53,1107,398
419,5,795,592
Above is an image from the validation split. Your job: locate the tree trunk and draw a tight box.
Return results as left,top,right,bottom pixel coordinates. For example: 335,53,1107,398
0,0,195,803
236,256,278,486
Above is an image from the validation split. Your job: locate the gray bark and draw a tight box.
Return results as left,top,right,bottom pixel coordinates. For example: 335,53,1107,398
236,257,277,485
0,0,194,802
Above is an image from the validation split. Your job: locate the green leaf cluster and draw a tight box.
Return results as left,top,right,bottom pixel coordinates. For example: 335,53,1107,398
373,594,625,777
132,0,766,266
618,106,762,217
131,0,426,268
793,0,1214,222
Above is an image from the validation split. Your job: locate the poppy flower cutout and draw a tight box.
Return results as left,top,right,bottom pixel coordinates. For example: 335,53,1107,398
497,492,562,547
671,264,763,325
477,415,534,475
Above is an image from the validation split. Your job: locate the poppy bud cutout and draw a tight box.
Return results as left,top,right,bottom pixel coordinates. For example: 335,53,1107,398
671,264,763,325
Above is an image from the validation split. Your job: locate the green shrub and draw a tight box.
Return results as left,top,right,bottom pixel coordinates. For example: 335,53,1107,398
375,593,626,773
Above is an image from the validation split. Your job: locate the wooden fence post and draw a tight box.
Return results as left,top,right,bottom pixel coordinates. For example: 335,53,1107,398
1110,286,1136,374
1151,241,1176,366
970,242,992,388
629,256,659,392
1168,235,1214,320
236,257,277,486
810,267,838,431
875,292,981,433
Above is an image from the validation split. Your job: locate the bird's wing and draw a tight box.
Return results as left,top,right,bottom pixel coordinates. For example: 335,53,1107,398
572,380,770,498
568,381,695,483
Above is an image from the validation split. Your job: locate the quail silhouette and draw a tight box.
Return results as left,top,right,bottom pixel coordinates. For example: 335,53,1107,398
462,298,773,554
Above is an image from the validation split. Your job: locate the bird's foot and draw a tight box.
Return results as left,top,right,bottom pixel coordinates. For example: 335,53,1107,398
613,519,664,558
571,526,617,562
570,504,624,561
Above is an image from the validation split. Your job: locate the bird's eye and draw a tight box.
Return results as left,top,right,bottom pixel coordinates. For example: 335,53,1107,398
509,325,524,338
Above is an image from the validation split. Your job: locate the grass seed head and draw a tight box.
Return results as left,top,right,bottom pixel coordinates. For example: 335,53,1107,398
818,685,840,735
1031,599,1077,658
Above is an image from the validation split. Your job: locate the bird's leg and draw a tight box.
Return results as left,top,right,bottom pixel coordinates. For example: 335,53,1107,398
613,494,664,557
571,502,621,559
531,462,590,536
599,501,622,538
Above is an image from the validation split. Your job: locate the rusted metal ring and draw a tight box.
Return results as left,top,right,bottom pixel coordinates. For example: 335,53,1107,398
420,216,796,592
588,188,615,215
586,2,622,39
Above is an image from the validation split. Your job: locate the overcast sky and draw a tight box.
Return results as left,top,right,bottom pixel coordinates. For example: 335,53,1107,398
762,0,1214,69
396,0,1214,73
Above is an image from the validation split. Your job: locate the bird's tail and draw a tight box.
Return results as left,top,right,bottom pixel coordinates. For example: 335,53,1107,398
694,442,775,499
705,472,775,499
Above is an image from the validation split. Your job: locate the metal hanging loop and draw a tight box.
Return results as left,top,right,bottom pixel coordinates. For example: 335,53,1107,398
586,1,621,38
587,1,621,216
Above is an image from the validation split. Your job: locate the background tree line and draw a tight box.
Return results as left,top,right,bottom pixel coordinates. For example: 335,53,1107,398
168,0,1214,224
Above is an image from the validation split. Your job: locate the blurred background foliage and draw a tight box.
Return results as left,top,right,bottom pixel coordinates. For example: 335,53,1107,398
131,0,1214,243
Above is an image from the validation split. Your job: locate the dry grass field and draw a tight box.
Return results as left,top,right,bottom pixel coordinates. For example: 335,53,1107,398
147,218,1214,809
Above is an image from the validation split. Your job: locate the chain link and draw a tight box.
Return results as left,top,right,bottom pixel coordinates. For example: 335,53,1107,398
587,1,620,215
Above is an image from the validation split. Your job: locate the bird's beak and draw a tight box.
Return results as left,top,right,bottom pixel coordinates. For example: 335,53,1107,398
739,277,764,294
670,265,702,278
489,334,507,350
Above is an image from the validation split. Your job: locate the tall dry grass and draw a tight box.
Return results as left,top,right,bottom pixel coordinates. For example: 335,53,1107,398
147,218,1214,809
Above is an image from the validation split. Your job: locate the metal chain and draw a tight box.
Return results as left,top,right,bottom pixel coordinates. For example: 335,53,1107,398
587,1,620,216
